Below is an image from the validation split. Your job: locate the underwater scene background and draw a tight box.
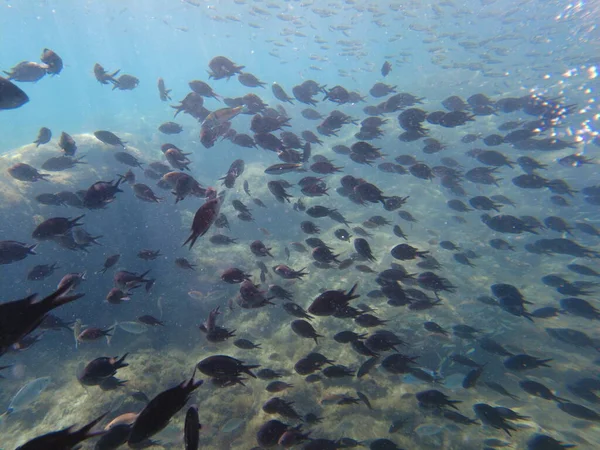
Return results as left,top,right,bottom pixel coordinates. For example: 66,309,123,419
0,0,599,449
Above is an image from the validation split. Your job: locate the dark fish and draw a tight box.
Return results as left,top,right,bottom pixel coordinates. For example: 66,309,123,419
8,163,49,182
291,319,322,344
113,74,139,90
462,366,484,389
128,371,203,445
473,403,516,436
557,402,600,421
308,283,359,316
0,240,37,265
159,121,183,134
58,131,77,156
257,368,284,380
175,257,197,271
197,355,259,379
256,419,290,448
416,389,460,410
356,391,373,409
27,263,59,281
527,434,575,450
4,61,47,82
78,354,128,385
481,214,538,234
0,76,29,109
138,315,165,326
520,379,567,402
265,163,306,175
568,263,600,277
266,381,293,393
546,327,599,350
381,61,392,77
158,77,172,101
484,381,519,400
283,302,313,321
0,281,83,355
131,391,150,403
272,83,294,104
504,354,552,371
356,356,379,378
16,413,107,449
388,419,408,434
354,238,376,262
230,334,261,350
442,410,478,425
424,321,448,335
479,337,513,357
93,63,120,85
184,197,222,249
531,306,561,318
33,127,51,146
322,365,354,378
36,50,62,75
133,183,162,203
184,405,201,450
94,130,126,147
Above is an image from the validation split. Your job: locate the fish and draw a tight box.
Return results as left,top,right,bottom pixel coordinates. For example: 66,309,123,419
128,371,203,445
0,282,84,355
188,290,204,300
1,377,51,417
33,127,51,146
94,130,126,147
117,321,149,334
221,417,245,433
0,76,29,109
157,77,172,101
184,196,223,249
73,319,82,349
184,405,201,449
16,413,107,448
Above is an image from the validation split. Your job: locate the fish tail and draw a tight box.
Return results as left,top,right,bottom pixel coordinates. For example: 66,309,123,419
106,320,119,346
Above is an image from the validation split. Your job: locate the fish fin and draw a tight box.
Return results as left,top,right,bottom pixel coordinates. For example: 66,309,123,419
106,320,119,346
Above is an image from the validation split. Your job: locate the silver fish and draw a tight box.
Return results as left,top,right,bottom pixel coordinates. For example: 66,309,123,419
73,318,82,349
4,377,51,415
118,321,148,334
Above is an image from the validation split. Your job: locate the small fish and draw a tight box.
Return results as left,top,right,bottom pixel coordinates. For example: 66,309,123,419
320,393,349,405
118,321,149,334
105,412,139,430
357,357,378,378
356,391,373,410
131,391,150,403
389,418,407,433
73,319,82,349
221,417,245,433
188,290,204,300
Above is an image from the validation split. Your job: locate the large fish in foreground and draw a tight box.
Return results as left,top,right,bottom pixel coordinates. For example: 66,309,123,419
0,281,84,356
128,371,203,445
15,413,107,449
184,405,201,450
0,76,29,109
